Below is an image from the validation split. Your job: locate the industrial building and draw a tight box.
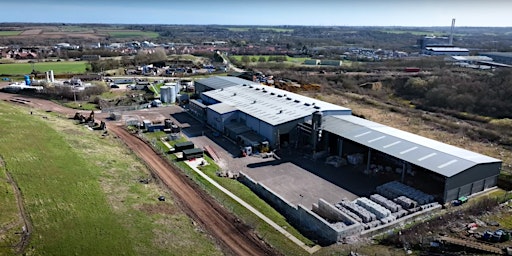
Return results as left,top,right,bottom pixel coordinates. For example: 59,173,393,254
418,19,470,56
196,79,351,149
193,76,260,94
423,47,469,56
479,52,512,65
447,56,512,69
190,75,502,244
193,76,501,204
314,115,501,203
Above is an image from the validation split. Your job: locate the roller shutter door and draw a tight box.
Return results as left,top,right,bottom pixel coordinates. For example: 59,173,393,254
484,176,497,189
459,184,472,197
471,180,485,194
446,188,459,202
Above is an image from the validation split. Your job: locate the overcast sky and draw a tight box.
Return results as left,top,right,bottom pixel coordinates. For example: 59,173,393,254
3,0,512,27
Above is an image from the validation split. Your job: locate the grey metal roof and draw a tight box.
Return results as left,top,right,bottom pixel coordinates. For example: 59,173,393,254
203,83,351,126
322,115,501,177
480,52,512,58
450,56,493,62
426,47,469,52
477,61,512,68
195,76,259,90
208,102,237,114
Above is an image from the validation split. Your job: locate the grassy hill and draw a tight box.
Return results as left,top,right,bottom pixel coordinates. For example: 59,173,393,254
0,102,221,255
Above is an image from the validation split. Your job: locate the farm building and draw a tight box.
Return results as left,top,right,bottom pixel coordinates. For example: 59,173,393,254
312,115,501,203
198,80,351,148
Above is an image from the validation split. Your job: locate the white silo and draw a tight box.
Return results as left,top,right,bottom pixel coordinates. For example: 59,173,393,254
168,85,176,104
160,86,170,103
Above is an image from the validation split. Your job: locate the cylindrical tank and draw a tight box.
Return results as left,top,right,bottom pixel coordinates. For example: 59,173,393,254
160,86,170,103
24,75,31,86
168,85,176,103
174,82,180,95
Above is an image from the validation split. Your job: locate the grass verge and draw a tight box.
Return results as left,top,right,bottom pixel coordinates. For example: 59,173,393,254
142,132,314,255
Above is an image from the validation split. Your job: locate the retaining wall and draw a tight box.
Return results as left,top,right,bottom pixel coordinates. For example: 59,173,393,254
239,172,360,244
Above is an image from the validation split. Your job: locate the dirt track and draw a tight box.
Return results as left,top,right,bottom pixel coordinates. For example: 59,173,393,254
109,125,278,256
0,93,279,255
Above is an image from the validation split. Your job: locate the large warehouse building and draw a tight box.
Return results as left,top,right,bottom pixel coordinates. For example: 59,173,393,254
199,81,351,148
317,115,501,203
193,76,502,203
479,52,512,65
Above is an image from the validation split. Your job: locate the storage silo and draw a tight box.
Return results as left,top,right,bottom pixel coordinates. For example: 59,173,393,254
168,85,176,104
160,86,170,103
174,82,181,95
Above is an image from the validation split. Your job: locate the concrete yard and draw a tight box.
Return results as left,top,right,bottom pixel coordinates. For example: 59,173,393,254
118,105,389,211
243,162,358,210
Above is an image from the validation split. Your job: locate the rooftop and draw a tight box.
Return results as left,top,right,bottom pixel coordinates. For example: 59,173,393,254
450,56,493,62
479,52,512,58
208,102,238,114
195,76,259,90
322,115,501,177
203,83,351,126
426,47,469,52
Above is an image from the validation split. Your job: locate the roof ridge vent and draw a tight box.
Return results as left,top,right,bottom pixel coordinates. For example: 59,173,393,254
253,100,257,104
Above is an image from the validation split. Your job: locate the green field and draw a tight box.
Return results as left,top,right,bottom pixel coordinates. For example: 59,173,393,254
0,31,21,36
380,29,467,37
0,61,88,75
380,29,439,36
257,27,294,33
0,102,221,255
231,55,307,63
105,30,159,38
226,27,294,33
